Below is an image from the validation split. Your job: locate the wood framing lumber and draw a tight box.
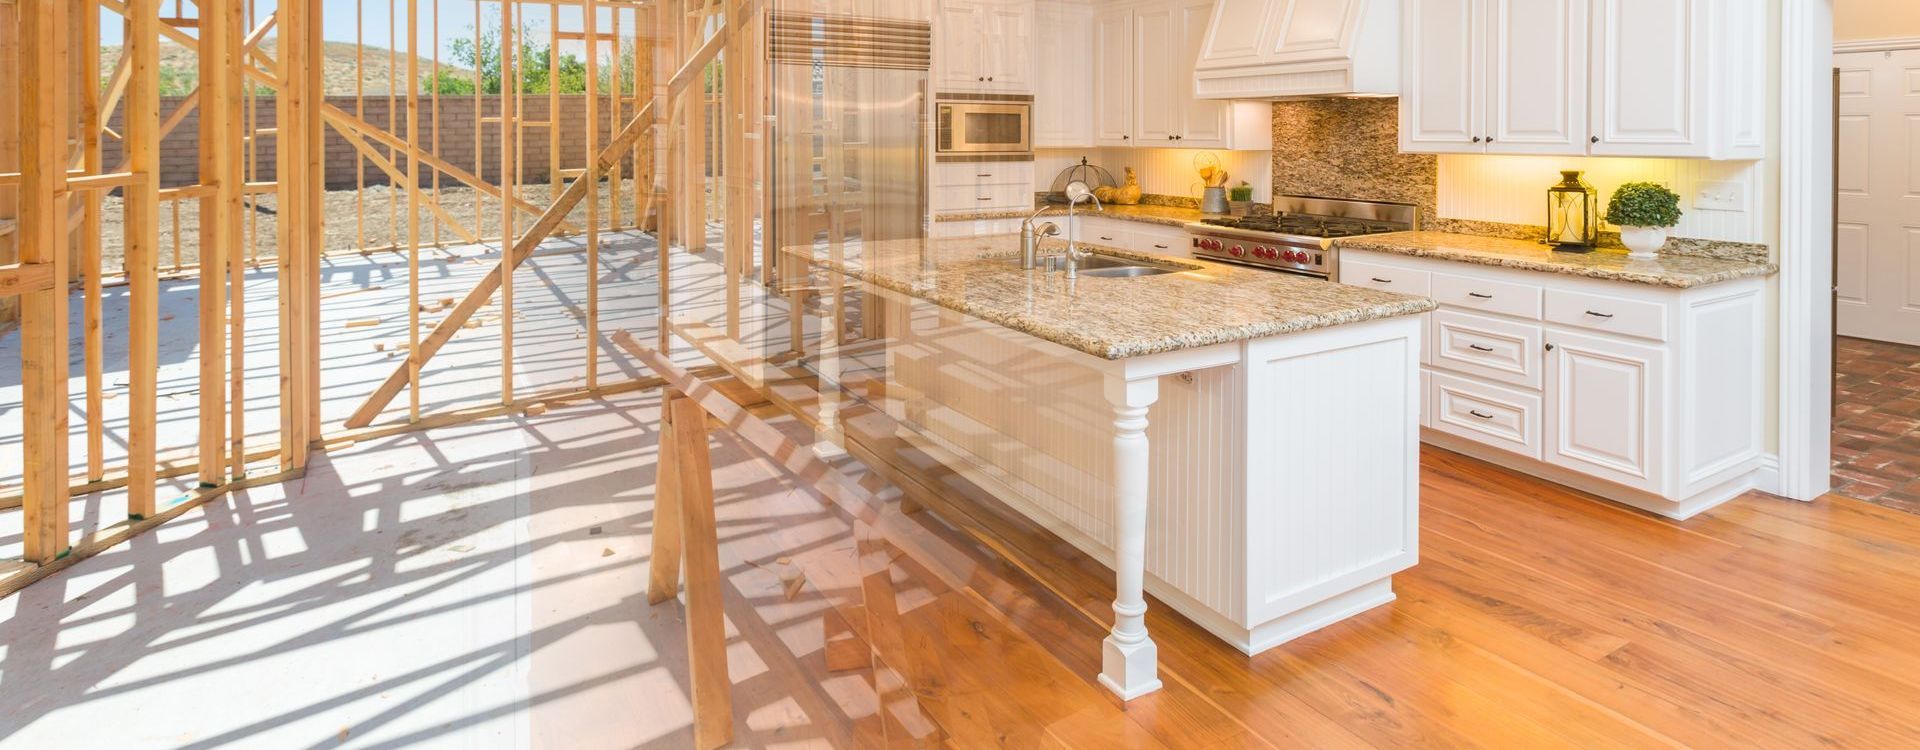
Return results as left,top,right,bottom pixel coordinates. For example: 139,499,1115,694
343,102,657,428
0,262,54,296
124,0,160,516
662,393,734,749
319,104,578,234
20,0,73,563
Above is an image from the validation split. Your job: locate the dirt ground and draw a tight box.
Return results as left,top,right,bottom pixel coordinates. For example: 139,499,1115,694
89,177,716,271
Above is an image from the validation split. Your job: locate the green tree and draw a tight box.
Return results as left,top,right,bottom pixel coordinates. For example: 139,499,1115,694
429,24,598,95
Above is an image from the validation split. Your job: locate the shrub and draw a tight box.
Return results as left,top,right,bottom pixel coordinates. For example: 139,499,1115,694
1604,182,1682,228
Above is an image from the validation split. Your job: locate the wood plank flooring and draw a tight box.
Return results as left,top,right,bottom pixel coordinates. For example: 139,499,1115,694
643,397,1920,748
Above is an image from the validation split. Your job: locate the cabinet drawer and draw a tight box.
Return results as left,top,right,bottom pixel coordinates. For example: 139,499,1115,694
933,182,1034,212
1432,270,1542,320
1429,372,1543,459
1074,216,1130,245
1342,259,1431,297
1545,288,1668,342
1128,223,1191,257
1431,309,1543,389
933,161,1033,187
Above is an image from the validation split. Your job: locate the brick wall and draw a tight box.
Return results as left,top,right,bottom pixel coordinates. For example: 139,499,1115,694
102,94,624,190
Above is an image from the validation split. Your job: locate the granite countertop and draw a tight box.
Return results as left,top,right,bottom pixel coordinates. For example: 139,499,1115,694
935,202,1210,228
1335,231,1779,289
787,234,1435,360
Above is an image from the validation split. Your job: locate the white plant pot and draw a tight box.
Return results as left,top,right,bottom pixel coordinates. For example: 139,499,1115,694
1619,225,1668,260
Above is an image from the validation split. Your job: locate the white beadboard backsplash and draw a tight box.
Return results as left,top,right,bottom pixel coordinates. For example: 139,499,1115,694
1035,147,1274,203
1437,154,1766,243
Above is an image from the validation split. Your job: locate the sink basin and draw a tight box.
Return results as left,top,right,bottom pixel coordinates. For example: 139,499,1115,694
1035,252,1185,277
1079,265,1179,278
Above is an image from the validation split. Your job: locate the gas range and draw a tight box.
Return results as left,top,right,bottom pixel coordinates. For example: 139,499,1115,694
1185,196,1419,279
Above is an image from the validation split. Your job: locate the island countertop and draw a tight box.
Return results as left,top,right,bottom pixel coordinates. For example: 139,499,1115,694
789,234,1435,360
1336,231,1779,288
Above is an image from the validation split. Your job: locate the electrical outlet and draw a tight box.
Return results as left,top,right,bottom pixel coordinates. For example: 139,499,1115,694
1694,181,1747,212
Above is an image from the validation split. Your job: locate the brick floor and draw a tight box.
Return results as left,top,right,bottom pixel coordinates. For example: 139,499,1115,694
1833,336,1920,513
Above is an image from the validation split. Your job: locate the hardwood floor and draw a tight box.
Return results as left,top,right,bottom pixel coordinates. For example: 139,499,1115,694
641,388,1920,748
1833,336,1920,510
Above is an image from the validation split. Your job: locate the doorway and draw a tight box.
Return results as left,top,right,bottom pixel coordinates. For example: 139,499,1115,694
1832,46,1920,510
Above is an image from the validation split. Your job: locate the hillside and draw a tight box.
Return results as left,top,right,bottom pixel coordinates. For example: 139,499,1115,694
98,40,472,97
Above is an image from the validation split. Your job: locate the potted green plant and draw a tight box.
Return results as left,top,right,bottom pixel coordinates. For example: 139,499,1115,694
1228,181,1254,215
1604,182,1682,260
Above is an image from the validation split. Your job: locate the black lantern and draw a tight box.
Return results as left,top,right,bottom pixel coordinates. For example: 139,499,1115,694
1545,170,1598,251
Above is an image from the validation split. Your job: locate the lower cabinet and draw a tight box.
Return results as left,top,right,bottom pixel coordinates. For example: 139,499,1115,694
1074,215,1194,258
1545,329,1663,492
1342,248,1765,519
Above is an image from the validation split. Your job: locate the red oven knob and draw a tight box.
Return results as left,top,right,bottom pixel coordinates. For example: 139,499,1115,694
1230,245,1245,257
1283,249,1301,263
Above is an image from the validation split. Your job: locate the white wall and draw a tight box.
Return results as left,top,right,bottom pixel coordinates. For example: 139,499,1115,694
1035,147,1273,202
1436,155,1767,243
1835,0,1920,42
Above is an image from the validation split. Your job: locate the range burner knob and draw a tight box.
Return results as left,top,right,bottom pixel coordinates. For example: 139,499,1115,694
1283,249,1301,263
1230,244,1245,257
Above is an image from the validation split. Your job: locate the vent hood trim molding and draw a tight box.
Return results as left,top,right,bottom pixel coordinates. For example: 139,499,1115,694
1192,0,1399,100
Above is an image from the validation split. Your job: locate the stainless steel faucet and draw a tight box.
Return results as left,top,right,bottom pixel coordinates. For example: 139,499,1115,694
1063,181,1104,279
1020,205,1060,270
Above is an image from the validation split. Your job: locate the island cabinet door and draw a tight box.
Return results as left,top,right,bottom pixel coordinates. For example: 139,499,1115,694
1240,317,1421,624
1544,329,1665,493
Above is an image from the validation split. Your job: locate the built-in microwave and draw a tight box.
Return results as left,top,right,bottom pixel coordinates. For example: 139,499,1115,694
935,96,1032,159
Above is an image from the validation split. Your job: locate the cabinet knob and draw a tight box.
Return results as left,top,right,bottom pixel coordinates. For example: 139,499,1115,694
988,76,994,81
1545,343,1556,352
1122,135,1129,140
1591,136,1600,143
1471,136,1482,143
1485,136,1494,143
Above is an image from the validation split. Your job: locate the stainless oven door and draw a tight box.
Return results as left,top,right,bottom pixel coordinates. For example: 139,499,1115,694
936,102,1031,155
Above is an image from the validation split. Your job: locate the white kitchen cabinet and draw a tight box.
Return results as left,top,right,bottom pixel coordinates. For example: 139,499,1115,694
1034,2,1095,147
1093,9,1136,145
1074,215,1194,258
1400,0,1584,155
1546,328,1662,492
1399,0,1763,159
932,161,1036,214
1341,248,1766,519
936,0,1035,95
1093,0,1270,149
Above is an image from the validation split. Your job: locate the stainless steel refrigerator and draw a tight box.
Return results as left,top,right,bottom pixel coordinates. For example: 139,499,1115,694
766,7,931,283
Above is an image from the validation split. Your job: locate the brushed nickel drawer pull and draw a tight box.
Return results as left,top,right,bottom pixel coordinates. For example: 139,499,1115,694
1469,409,1494,419
1468,344,1495,352
1585,310,1614,318
1468,292,1493,299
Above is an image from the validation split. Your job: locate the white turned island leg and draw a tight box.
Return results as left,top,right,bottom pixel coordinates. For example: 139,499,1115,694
1099,375,1163,700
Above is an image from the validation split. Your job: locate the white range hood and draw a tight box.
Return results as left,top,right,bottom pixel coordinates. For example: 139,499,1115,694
1192,0,1399,100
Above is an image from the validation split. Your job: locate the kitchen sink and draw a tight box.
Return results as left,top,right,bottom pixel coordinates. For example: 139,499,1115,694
1079,265,1179,278
1036,252,1184,277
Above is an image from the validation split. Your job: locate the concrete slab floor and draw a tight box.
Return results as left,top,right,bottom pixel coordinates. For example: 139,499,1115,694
0,386,843,748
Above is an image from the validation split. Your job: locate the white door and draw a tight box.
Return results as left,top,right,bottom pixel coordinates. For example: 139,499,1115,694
1093,10,1134,145
937,1,990,92
1132,4,1180,144
1033,2,1093,147
1545,329,1663,493
1588,0,1707,157
984,1,1035,93
1399,0,1484,153
1836,49,1920,346
1485,0,1586,154
1177,0,1233,147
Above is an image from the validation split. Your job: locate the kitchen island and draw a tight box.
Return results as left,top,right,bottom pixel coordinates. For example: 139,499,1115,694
784,234,1435,699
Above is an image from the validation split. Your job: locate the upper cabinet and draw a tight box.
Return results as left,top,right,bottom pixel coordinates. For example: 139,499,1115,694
1090,0,1272,149
1034,2,1094,147
936,0,1036,94
1399,0,1763,159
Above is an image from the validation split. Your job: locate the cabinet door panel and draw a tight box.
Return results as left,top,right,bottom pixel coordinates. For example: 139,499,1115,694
1590,0,1706,156
938,2,990,92
1487,0,1586,154
986,2,1035,92
1133,4,1179,143
1034,3,1094,146
1400,0,1484,153
1093,10,1134,145
1178,0,1234,147
1546,330,1663,491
